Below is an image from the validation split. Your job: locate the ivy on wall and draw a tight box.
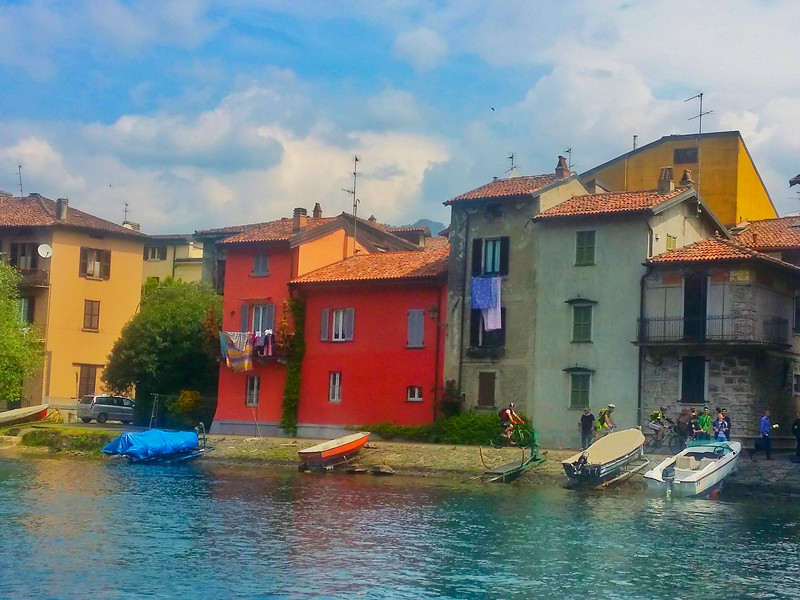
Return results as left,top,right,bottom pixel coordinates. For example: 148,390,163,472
281,298,306,434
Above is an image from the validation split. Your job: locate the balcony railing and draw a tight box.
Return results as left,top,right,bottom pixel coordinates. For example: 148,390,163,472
637,315,789,345
18,269,50,287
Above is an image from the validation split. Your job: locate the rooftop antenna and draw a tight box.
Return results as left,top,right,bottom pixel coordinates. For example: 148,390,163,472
341,155,360,255
17,164,23,196
123,201,129,222
632,135,638,150
563,148,573,170
685,92,713,197
506,153,516,176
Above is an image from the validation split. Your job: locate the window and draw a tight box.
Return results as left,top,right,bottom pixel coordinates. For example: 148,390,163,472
321,308,354,342
407,386,423,402
570,373,591,409
794,296,800,334
329,372,342,403
477,371,496,407
252,253,269,276
407,309,425,348
144,246,167,261
471,237,509,276
572,305,593,342
77,365,98,397
680,355,706,403
79,248,111,279
251,304,275,334
666,234,677,251
674,147,698,164
575,231,595,266
794,374,800,396
10,243,37,270
83,300,100,331
18,297,34,324
246,376,260,407
469,308,506,348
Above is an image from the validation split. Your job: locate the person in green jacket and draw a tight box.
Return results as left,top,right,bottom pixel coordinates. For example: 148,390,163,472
697,406,712,439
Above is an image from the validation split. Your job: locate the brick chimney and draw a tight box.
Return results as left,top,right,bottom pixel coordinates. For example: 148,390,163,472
679,169,695,188
657,167,675,195
292,207,308,232
56,198,69,221
312,202,322,219
555,155,571,179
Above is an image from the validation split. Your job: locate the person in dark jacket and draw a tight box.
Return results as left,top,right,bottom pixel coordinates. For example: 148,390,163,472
722,408,731,440
579,407,595,450
750,409,777,460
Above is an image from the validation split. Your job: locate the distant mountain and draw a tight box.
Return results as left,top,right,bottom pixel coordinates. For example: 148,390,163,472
407,218,447,236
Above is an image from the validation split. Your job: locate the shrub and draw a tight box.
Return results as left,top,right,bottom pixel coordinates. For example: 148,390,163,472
360,412,530,446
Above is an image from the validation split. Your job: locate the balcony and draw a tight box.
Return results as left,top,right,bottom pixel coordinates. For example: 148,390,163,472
466,345,505,359
637,315,789,347
18,269,50,288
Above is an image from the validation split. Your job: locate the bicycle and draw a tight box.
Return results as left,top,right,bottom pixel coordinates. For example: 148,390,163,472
643,424,685,454
489,422,531,448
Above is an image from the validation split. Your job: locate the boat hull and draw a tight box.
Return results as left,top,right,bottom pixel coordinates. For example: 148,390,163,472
644,441,741,497
562,428,645,483
0,404,49,427
298,432,370,468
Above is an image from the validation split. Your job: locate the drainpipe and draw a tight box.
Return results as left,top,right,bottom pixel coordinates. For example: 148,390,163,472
457,210,470,399
432,285,443,422
638,262,653,428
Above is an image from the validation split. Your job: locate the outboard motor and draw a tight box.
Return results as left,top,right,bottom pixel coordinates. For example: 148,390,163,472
663,464,676,496
574,451,589,476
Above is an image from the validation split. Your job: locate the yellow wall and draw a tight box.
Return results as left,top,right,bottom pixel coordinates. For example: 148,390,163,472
142,241,203,283
296,230,349,276
44,229,144,403
585,134,776,227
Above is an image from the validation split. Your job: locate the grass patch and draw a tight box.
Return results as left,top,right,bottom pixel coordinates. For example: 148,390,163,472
20,429,116,453
361,413,532,446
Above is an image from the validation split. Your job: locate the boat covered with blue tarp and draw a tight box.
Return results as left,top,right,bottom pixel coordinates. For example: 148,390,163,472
102,429,211,463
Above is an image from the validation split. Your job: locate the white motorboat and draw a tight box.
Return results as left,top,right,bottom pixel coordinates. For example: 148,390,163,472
644,439,741,497
562,428,645,484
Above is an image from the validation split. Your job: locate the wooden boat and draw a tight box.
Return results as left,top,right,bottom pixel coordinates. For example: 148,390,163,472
0,404,49,428
479,449,546,483
562,428,645,484
298,431,370,470
644,440,741,497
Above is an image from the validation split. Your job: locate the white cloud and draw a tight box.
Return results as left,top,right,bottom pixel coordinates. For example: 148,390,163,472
394,26,448,70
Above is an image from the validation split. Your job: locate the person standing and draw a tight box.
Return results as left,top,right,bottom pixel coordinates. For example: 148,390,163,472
579,407,595,450
722,408,732,440
688,408,702,441
698,407,712,440
712,410,729,441
791,411,800,460
750,409,776,460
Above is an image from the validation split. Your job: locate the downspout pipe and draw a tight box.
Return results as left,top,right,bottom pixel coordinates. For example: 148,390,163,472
457,210,470,399
638,261,653,429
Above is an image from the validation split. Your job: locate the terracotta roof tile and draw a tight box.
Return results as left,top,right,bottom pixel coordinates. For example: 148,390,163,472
219,217,336,244
291,245,449,285
0,194,143,237
731,216,800,250
537,189,686,219
423,236,449,252
446,175,558,204
648,237,800,273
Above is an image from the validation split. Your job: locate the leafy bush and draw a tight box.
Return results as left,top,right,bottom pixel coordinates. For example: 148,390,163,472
361,412,530,445
21,429,115,452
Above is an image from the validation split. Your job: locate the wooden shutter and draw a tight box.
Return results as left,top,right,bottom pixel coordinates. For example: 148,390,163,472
240,303,250,332
344,308,355,341
471,238,483,276
477,372,496,407
79,248,88,276
101,250,111,279
499,237,510,275
469,309,481,347
10,243,18,267
320,308,329,341
143,246,149,260
265,303,275,330
407,309,425,347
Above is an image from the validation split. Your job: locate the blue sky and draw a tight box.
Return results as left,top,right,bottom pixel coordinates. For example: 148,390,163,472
2,0,799,234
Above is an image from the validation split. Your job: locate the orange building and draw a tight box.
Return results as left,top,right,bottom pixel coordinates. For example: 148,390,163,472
579,131,777,226
0,194,144,408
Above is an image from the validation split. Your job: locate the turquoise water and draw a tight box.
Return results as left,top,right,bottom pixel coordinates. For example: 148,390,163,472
1,455,799,600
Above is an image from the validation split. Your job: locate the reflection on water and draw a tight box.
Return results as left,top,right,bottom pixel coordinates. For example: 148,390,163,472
1,456,799,599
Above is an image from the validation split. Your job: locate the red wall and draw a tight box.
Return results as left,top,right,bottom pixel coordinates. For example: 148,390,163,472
298,283,445,427
214,244,293,424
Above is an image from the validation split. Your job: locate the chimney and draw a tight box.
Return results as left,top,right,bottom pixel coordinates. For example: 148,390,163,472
555,155,571,179
752,232,758,246
312,202,322,219
122,220,140,231
292,207,308,232
368,215,377,223
679,169,695,188
56,198,69,221
657,167,675,195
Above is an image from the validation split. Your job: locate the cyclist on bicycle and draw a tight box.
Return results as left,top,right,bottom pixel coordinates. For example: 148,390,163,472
499,402,523,442
648,406,672,442
596,404,616,437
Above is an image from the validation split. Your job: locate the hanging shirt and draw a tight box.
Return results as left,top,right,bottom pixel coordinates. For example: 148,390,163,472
471,277,496,309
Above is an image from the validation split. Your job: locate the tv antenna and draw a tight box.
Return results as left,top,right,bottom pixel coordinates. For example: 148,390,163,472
341,155,360,254
685,92,713,196
563,148,573,170
123,202,129,222
505,153,517,176
17,164,23,196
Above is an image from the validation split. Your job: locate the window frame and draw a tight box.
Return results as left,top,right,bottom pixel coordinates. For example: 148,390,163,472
407,385,423,403
329,371,342,403
679,355,707,404
145,246,167,261
471,237,509,277
18,297,34,325
572,304,593,343
328,308,354,342
246,375,260,407
251,303,275,334
83,299,100,331
575,230,596,266
569,372,591,409
666,234,677,251
79,247,111,280
469,307,506,348
674,147,698,164
252,252,269,277
77,364,98,398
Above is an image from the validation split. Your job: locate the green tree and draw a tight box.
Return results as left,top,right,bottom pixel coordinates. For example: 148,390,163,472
0,263,44,407
102,278,222,426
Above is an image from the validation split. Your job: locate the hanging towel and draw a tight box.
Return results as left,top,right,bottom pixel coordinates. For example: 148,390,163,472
227,331,250,352
225,332,253,372
482,277,502,331
471,277,496,309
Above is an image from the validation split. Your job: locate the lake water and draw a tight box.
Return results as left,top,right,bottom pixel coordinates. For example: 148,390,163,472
1,455,799,600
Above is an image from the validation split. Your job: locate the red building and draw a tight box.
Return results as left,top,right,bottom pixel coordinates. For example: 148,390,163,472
210,205,446,436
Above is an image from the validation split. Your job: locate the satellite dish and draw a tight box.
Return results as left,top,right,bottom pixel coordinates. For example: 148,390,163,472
37,243,53,259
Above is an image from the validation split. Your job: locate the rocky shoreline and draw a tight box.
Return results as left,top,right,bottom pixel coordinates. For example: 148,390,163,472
2,427,799,495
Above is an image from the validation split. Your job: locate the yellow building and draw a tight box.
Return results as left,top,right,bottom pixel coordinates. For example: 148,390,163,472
0,194,144,408
142,234,203,283
579,131,777,227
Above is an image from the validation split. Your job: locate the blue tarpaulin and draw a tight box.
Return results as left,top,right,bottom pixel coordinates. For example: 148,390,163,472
102,430,199,461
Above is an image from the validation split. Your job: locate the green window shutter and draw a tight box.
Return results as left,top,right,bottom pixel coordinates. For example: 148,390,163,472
570,373,590,408
576,231,596,266
573,305,592,342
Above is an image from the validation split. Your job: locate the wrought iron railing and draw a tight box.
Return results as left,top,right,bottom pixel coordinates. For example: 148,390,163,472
637,315,789,345
18,269,50,287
